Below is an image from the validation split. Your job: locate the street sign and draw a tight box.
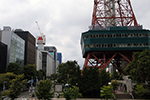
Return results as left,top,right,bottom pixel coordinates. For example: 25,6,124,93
31,79,34,83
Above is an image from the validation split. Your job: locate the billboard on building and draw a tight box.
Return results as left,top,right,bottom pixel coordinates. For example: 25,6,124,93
36,36,46,44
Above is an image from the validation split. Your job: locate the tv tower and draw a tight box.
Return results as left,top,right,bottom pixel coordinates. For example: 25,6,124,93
91,0,138,29
81,0,150,74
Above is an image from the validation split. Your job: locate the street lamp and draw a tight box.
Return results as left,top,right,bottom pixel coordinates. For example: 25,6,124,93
3,81,6,91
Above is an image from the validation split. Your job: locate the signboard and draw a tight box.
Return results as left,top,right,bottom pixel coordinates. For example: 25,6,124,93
54,84,63,92
36,36,46,44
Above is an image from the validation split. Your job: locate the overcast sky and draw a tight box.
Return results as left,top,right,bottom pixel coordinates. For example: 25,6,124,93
0,0,150,69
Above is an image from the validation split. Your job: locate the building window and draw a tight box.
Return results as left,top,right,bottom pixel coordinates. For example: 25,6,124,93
99,34,101,38
145,33,148,37
118,34,121,37
112,34,116,37
113,44,116,47
96,34,99,38
116,34,118,37
90,35,93,38
90,44,94,48
104,44,107,47
121,34,125,37
104,34,108,38
96,44,99,48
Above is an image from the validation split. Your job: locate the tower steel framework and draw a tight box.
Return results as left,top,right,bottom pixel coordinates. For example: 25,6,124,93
81,0,150,74
92,0,138,29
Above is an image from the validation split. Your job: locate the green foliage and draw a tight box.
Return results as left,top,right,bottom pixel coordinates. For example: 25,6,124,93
4,74,27,100
62,86,82,100
79,67,101,97
23,64,37,80
78,67,110,97
125,49,150,87
36,69,46,80
110,71,123,80
6,63,23,75
57,60,81,85
100,85,114,100
99,70,110,87
0,73,15,92
135,84,146,98
35,79,54,99
111,80,119,91
50,73,57,80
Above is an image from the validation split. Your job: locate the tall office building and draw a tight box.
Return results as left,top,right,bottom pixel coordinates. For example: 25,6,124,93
57,52,62,64
44,46,57,73
0,41,7,73
1,26,25,67
15,29,36,65
36,36,55,77
0,29,2,41
41,50,54,77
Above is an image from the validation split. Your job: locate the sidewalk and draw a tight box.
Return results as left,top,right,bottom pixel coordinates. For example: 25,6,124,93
29,98,65,100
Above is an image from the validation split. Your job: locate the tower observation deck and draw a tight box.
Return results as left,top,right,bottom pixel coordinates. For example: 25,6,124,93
81,0,150,74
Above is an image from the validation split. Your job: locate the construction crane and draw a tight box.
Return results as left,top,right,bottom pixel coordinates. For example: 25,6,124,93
36,21,46,45
36,21,44,35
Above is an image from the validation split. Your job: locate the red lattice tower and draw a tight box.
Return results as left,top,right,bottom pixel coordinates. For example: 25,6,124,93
82,0,139,74
92,0,138,29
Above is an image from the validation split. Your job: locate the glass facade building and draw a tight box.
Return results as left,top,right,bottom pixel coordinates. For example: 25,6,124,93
9,32,25,67
57,53,62,64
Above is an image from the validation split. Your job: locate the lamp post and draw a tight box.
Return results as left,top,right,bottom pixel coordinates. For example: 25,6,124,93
3,81,6,91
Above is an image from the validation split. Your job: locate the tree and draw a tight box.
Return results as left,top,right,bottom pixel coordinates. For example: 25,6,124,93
36,70,46,80
125,49,150,87
50,73,57,80
62,86,82,100
35,79,54,99
134,84,146,99
57,60,81,85
100,85,114,100
110,71,123,80
6,63,23,75
78,67,110,97
111,80,119,93
99,70,110,87
4,74,27,100
78,67,101,97
23,64,37,80
0,73,15,99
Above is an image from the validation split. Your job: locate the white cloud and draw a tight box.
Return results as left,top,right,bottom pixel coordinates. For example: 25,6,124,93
0,0,150,69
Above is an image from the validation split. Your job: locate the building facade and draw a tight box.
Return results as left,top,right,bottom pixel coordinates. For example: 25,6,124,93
36,49,42,70
57,52,62,64
41,50,54,77
15,29,36,65
0,41,7,73
0,29,1,41
1,26,25,66
9,32,25,67
44,46,57,73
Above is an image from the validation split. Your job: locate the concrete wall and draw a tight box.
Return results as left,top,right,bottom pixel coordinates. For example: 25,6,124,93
36,49,42,70
46,52,54,77
56,60,60,71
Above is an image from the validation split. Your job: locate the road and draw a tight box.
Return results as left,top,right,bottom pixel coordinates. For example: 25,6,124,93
3,91,31,100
